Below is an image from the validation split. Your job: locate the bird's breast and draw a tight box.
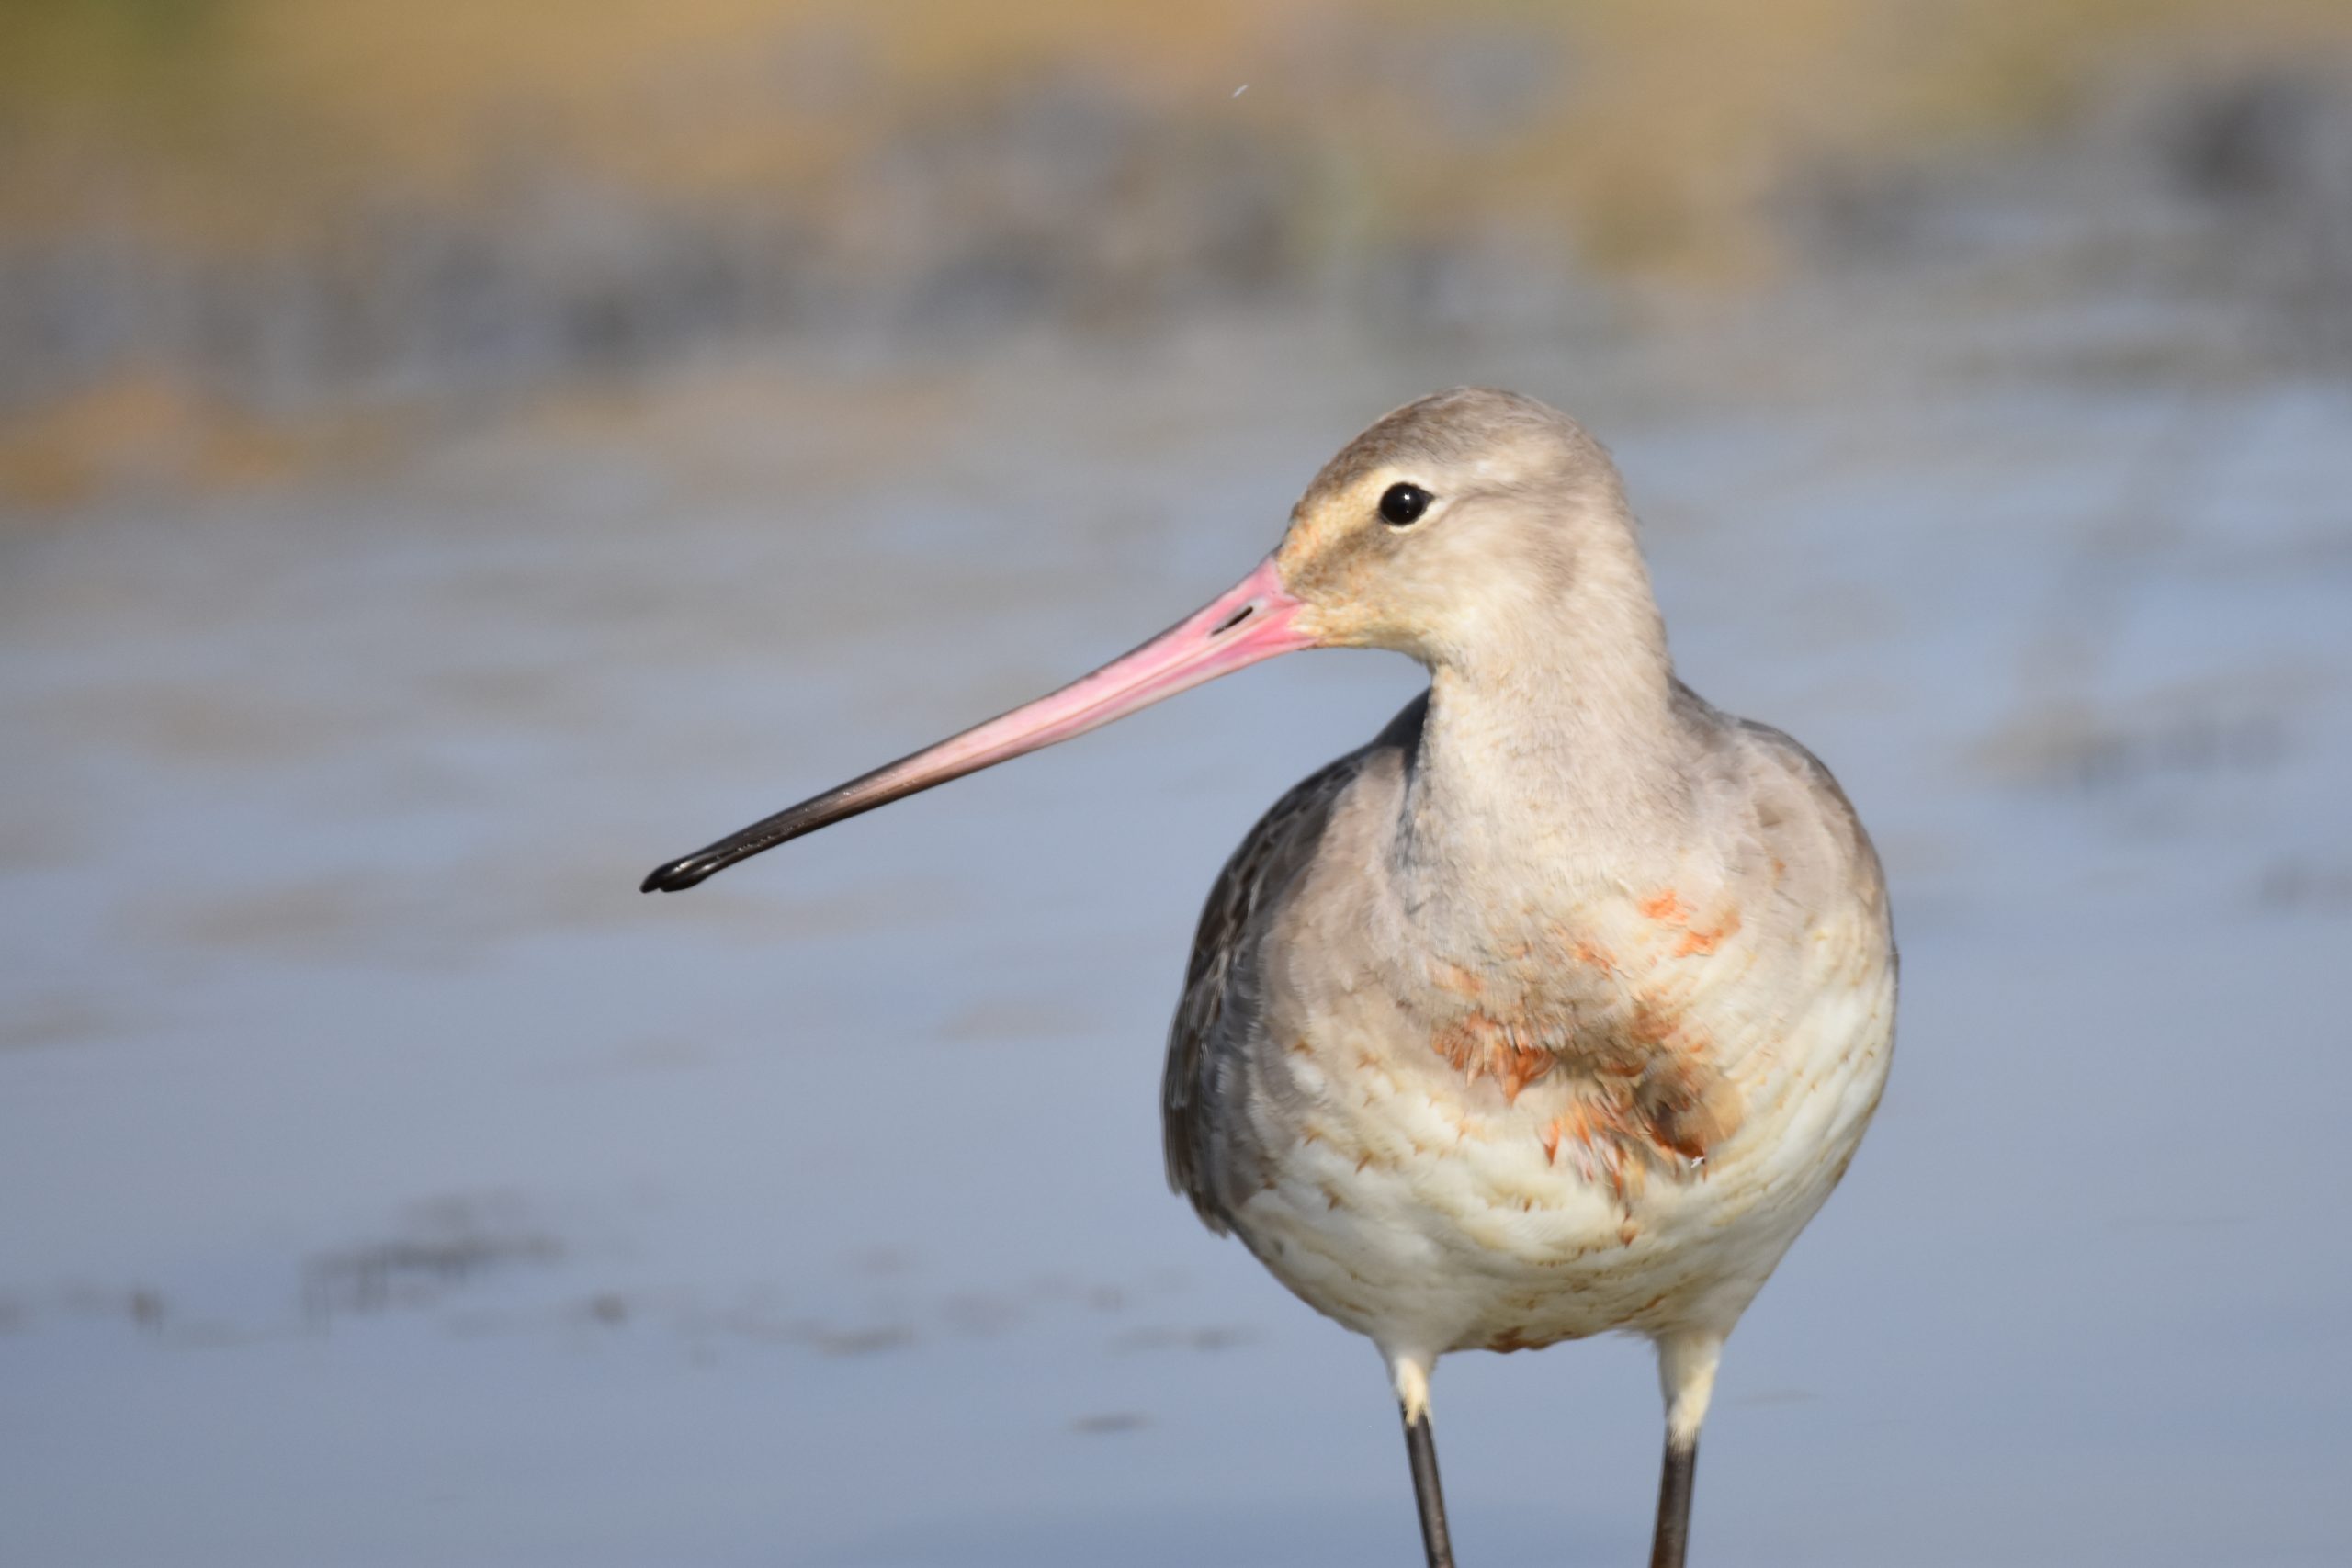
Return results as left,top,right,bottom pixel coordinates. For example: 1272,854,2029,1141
1395,881,1768,1184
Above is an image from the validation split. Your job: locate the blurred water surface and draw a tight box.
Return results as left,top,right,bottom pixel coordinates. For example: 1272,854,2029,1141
5,8,2352,1568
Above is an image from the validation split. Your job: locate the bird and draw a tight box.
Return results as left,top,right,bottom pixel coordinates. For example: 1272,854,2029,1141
641,388,1897,1568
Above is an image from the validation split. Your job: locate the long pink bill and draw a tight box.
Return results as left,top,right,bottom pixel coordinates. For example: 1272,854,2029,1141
641,557,1312,892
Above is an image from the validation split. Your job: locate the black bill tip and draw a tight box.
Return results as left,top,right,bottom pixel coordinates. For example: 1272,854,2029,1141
640,855,717,894
637,800,854,893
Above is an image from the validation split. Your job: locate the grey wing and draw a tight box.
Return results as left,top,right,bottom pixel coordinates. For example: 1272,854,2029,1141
1670,678,1892,933
1725,708,1896,965
1161,694,1426,1233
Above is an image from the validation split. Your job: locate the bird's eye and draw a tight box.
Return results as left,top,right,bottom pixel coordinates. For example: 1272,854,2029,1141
1378,482,1433,526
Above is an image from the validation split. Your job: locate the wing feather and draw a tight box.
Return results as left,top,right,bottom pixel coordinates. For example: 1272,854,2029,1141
1161,694,1426,1231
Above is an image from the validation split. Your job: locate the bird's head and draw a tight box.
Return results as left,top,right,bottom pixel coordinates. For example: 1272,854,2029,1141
1272,387,1636,671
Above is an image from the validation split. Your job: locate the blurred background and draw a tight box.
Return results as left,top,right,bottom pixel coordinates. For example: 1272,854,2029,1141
3,2,2348,1564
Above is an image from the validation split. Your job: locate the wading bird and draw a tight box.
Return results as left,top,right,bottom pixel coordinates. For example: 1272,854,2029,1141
642,389,1896,1567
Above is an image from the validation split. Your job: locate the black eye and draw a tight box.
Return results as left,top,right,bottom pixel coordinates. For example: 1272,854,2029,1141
1379,482,1433,526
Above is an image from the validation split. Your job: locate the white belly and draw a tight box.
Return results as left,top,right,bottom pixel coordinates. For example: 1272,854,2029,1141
1227,968,1894,1361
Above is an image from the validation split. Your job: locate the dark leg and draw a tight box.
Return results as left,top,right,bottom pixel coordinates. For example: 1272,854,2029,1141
1401,1404,1456,1568
1648,1433,1699,1568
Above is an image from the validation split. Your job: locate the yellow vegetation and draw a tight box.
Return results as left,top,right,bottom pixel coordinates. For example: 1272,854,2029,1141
6,0,2349,272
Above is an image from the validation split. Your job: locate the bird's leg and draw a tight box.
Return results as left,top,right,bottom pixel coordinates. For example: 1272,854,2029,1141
1390,1354,1454,1568
1648,1429,1699,1568
1649,1332,1724,1568
1401,1404,1455,1568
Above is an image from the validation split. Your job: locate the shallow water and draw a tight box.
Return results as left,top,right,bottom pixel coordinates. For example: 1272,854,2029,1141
4,291,2350,1565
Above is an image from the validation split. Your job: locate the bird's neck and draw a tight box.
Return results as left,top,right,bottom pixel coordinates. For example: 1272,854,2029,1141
1394,562,1696,927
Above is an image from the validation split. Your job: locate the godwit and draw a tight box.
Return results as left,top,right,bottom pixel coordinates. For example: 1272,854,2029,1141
643,389,1896,1567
